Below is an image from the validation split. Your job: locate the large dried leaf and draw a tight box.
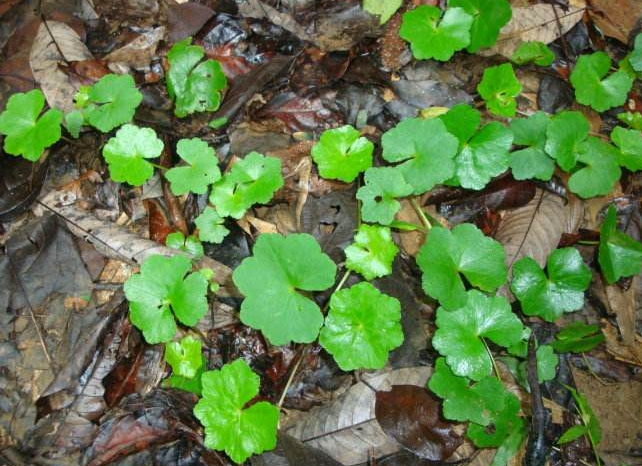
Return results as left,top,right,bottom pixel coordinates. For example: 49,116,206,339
29,20,93,113
588,0,642,44
604,276,638,346
481,0,586,58
286,367,432,465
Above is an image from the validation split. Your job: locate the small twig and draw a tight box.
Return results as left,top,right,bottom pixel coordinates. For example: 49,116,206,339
410,197,432,230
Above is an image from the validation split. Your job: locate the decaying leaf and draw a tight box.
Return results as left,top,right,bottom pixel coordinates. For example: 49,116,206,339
604,276,638,346
588,0,642,44
104,27,166,72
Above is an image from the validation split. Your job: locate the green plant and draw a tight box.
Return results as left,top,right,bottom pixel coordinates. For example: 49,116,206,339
165,335,203,379
449,0,512,53
102,124,164,186
511,248,591,322
627,33,642,72
511,41,554,66
477,63,522,117
124,254,208,344
232,233,337,345
362,0,402,24
166,37,227,118
165,354,205,395
618,111,642,130
194,206,230,244
319,282,404,370
570,52,634,112
345,224,398,280
381,117,459,193
558,386,602,466
611,126,642,171
166,231,204,258
356,167,414,225
311,125,373,182
544,111,590,171
509,111,555,180
193,359,279,464
73,73,142,133
399,5,473,61
0,89,62,161
165,138,221,195
210,152,283,219
417,223,507,310
598,205,642,283
567,137,621,199
551,322,605,353
439,104,514,189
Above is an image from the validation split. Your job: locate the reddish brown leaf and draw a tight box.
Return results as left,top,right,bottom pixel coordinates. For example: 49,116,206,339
143,199,175,244
375,385,464,462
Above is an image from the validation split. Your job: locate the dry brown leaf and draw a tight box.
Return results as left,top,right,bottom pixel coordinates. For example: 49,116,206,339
588,0,642,44
395,199,425,257
604,276,638,346
104,26,166,72
482,0,586,58
29,21,93,113
602,319,642,367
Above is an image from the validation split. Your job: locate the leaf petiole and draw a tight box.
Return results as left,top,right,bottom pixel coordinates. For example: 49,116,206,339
410,197,432,230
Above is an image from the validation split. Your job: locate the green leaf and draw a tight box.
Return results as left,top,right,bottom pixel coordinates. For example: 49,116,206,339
449,0,512,53
490,419,527,466
534,345,559,383
618,111,642,131
356,167,414,225
381,117,459,194
568,137,621,199
210,152,283,219
565,385,602,446
628,33,642,72
509,111,555,181
432,290,524,380
167,37,228,118
551,322,604,353
439,103,481,145
102,124,164,186
611,126,642,171
477,63,522,117
165,138,221,195
544,111,590,171
165,335,203,378
195,206,230,244
510,247,591,322
124,254,208,344
65,110,84,139
598,204,642,283
399,5,473,61
428,357,506,426
570,52,634,112
166,231,204,258
311,125,374,182
467,388,523,447
194,359,279,464
345,224,398,280
165,355,205,395
363,0,402,24
449,121,514,190
0,89,63,161
558,424,588,444
209,116,228,129
81,74,143,132
511,41,554,66
319,282,404,371
417,223,507,310
233,233,337,345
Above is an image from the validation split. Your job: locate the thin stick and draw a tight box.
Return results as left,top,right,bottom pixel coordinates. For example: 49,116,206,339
410,198,432,230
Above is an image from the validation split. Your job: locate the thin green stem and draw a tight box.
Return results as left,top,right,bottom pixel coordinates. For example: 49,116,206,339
149,162,167,170
482,337,501,379
410,198,432,230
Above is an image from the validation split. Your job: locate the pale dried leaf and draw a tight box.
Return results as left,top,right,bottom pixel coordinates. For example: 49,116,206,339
104,26,166,71
602,319,642,367
605,276,638,346
481,1,586,58
395,199,425,257
29,21,93,113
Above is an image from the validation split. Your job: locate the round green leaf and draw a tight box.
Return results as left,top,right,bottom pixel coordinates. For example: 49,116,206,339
417,223,507,310
319,282,404,371
438,103,481,146
82,74,143,132
124,254,208,344
568,137,621,199
381,117,459,194
166,231,204,258
570,52,634,112
345,224,398,280
449,0,512,53
432,290,524,381
165,335,203,379
467,389,523,447
598,204,642,284
510,248,591,322
534,345,558,383
509,112,554,181
102,124,164,186
210,152,283,219
233,233,337,345
611,126,642,171
195,206,230,244
0,89,63,161
356,167,414,225
311,125,374,182
193,359,279,464
544,111,590,171
511,41,554,66
477,63,522,117
165,138,221,195
399,5,473,61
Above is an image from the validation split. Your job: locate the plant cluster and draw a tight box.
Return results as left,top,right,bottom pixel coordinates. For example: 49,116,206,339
2,4,642,465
